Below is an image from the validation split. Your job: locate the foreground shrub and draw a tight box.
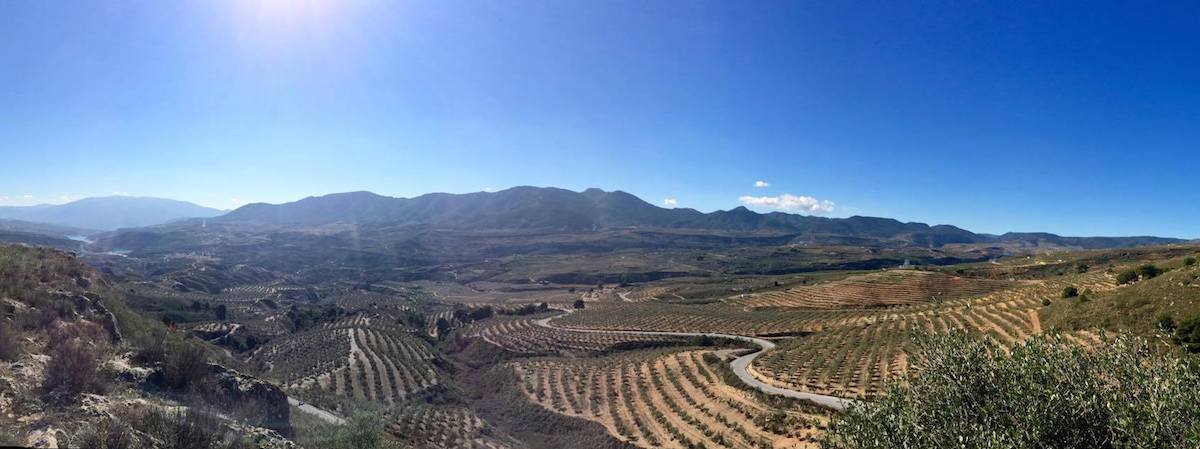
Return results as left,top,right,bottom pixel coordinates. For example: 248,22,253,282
42,339,105,404
75,418,136,449
140,408,250,449
162,338,211,390
820,331,1200,449
0,322,20,361
294,412,401,449
1173,316,1200,353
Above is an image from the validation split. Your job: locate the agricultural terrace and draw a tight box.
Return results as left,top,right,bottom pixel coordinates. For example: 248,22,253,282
512,348,829,449
738,270,1017,310
390,405,518,449
560,270,1116,398
253,313,440,408
465,314,691,355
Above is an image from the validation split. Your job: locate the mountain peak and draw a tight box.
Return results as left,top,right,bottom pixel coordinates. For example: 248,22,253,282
0,196,222,231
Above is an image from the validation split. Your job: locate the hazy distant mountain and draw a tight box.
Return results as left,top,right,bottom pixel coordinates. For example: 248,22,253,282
0,218,97,237
0,196,223,231
216,187,1181,248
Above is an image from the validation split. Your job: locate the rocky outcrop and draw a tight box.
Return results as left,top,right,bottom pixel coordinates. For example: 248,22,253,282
204,364,293,437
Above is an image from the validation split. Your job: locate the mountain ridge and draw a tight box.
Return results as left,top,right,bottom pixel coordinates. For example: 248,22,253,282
213,187,1181,248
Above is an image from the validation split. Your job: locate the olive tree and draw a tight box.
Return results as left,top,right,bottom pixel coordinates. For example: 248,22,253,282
820,331,1200,449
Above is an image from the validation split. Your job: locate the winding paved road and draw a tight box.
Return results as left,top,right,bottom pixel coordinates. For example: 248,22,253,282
534,310,856,411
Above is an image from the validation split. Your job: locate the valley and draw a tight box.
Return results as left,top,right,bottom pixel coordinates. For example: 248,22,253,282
0,189,1197,448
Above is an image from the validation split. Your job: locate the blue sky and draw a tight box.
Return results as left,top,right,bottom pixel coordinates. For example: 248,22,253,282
1,1,1197,238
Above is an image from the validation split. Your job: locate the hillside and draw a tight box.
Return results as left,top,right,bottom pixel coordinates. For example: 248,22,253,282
0,196,223,231
0,245,296,448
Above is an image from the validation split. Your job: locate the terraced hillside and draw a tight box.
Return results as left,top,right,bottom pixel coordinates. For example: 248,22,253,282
465,314,690,355
558,269,1118,399
512,348,828,449
740,270,1015,310
391,405,519,449
254,314,441,408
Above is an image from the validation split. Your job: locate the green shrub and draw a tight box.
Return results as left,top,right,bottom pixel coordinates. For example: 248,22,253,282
1157,313,1177,333
1185,257,1197,266
573,299,586,309
1061,286,1079,298
1116,269,1138,285
294,412,401,449
1173,316,1200,353
820,332,1200,449
1040,298,1051,307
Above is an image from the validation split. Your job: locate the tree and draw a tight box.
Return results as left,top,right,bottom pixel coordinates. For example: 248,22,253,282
573,299,585,309
1061,286,1079,298
1136,264,1162,280
1185,257,1197,266
214,304,228,321
434,318,451,337
821,332,1200,449
1116,269,1139,285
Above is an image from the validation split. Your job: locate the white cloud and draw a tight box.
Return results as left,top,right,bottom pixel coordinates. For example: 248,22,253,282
662,198,679,207
738,194,835,214
753,180,770,188
482,187,497,193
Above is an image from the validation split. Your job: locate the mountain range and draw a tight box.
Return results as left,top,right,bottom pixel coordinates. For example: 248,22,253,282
0,188,1184,265
215,187,1179,249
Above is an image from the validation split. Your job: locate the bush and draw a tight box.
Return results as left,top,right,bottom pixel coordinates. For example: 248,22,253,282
162,339,211,390
76,419,136,449
573,299,585,309
1173,316,1200,353
1186,257,1197,266
820,332,1200,448
42,339,105,404
1061,286,1079,298
1040,298,1051,307
1137,264,1162,279
294,412,401,449
1116,269,1138,285
140,408,250,449
0,322,20,361
1157,313,1177,333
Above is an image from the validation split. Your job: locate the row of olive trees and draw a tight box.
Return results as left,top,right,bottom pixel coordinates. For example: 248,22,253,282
821,331,1200,448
